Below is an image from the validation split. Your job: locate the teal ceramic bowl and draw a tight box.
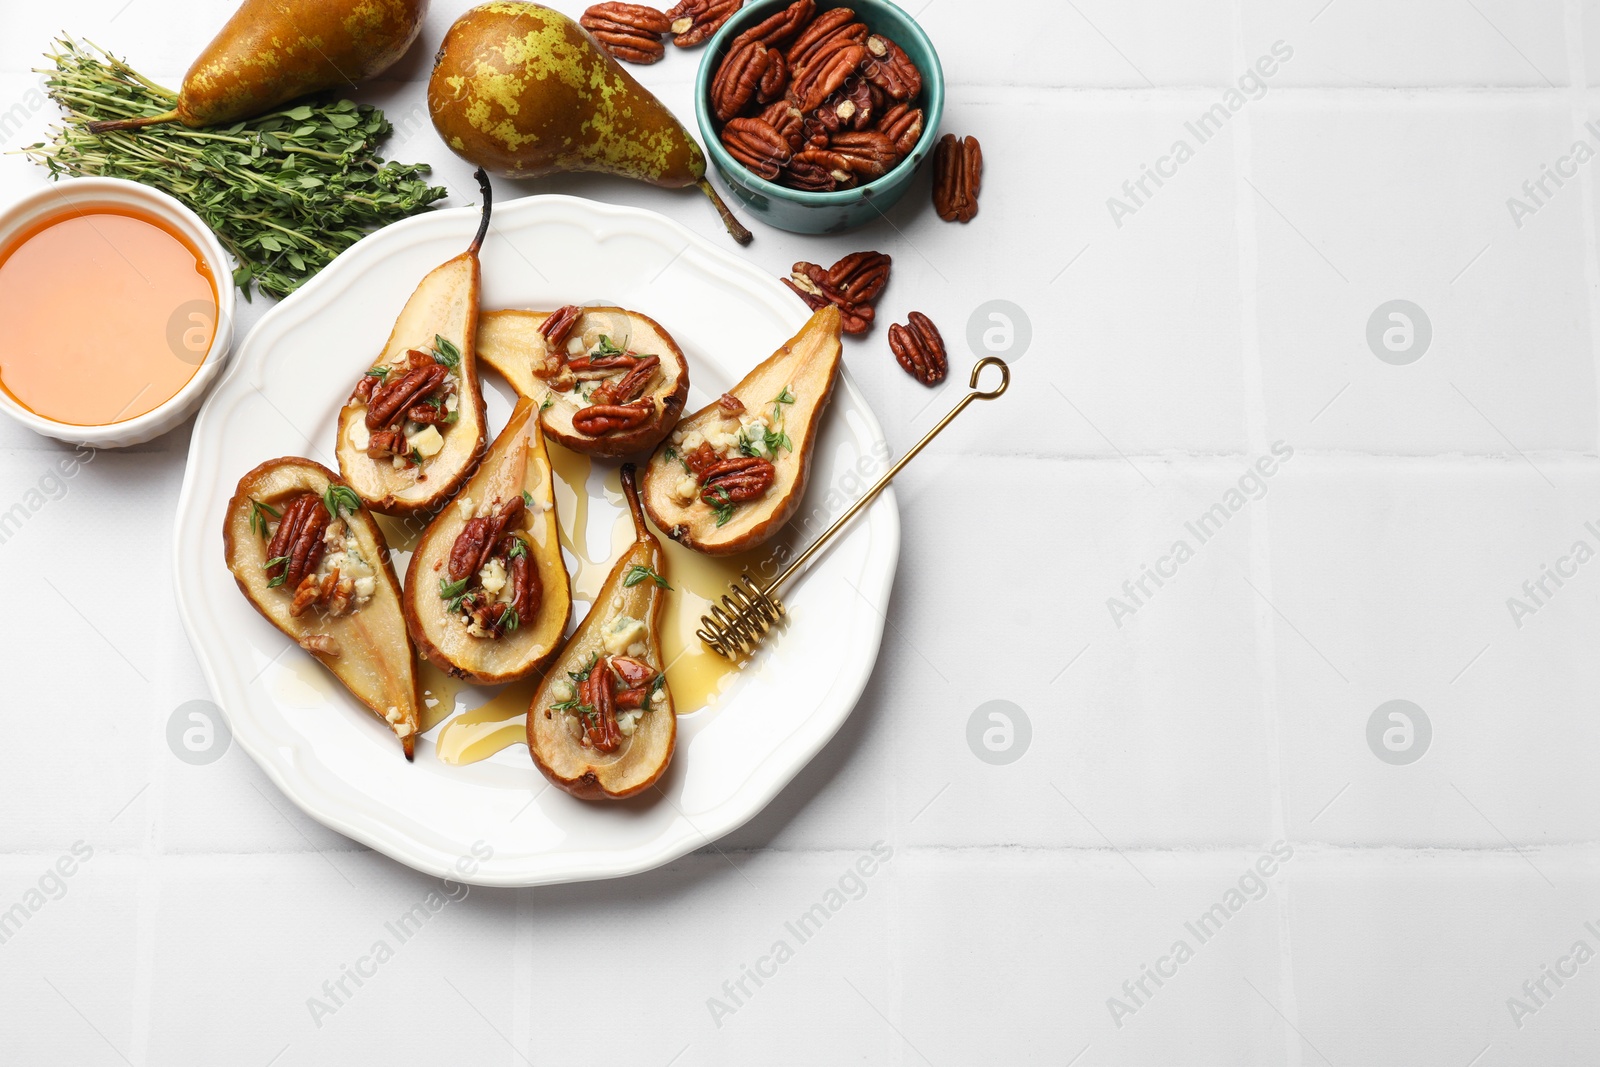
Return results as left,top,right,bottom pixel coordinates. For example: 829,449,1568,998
694,0,945,234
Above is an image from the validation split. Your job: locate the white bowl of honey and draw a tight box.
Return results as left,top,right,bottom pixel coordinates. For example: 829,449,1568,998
0,177,234,448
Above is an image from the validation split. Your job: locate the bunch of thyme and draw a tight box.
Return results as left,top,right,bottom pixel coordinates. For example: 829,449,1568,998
21,38,448,299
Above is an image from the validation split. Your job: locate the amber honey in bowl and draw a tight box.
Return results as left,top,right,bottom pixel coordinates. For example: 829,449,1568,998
0,205,218,426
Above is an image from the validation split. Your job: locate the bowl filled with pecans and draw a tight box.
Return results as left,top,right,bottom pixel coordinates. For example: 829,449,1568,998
693,0,944,234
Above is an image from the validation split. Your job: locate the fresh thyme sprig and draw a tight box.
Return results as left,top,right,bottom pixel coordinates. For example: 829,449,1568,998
21,38,448,300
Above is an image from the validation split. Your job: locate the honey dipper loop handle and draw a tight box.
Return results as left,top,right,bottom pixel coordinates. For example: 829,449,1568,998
765,357,1011,594
970,356,1009,399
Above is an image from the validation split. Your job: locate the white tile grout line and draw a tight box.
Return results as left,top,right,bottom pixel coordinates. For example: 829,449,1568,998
1564,0,1600,462
1232,4,1305,1065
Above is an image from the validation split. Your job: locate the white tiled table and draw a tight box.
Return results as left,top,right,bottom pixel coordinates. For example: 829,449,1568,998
4,1,1598,1063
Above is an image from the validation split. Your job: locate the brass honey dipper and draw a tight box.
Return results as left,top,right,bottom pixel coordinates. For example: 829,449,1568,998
698,356,1011,659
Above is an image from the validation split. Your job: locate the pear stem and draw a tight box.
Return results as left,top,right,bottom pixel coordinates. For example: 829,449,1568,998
85,107,179,134
468,167,493,256
620,464,649,540
697,179,753,246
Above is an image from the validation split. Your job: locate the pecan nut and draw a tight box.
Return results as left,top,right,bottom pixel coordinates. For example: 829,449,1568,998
933,133,982,223
591,354,661,406
780,279,870,334
888,311,948,386
567,351,642,378
828,77,874,130
265,493,330,590
449,518,496,583
711,37,771,121
785,7,863,69
448,498,524,582
759,100,806,150
862,33,921,101
789,147,855,187
720,116,791,180
579,662,622,751
291,570,326,617
291,568,355,619
666,0,742,47
782,275,830,311
783,257,878,334
757,48,788,105
788,41,865,113
540,304,582,349
610,655,658,688
572,399,655,436
700,456,776,504
405,399,449,425
583,3,671,33
616,686,652,709
324,573,355,617
298,634,341,657
581,3,671,63
801,109,839,145
734,0,814,47
827,250,890,306
876,103,924,156
501,535,540,629
780,154,838,191
366,362,447,431
684,443,721,476
366,429,407,460
717,392,746,415
829,129,896,179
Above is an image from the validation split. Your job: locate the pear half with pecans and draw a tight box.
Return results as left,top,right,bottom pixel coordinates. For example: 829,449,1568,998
336,169,493,516
403,397,572,684
643,305,843,556
477,306,689,458
527,464,676,800
223,458,422,759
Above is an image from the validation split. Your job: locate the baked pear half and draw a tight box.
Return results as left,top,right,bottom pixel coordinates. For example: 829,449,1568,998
643,305,843,556
223,458,422,759
477,305,689,457
336,170,493,515
403,397,572,684
527,465,676,800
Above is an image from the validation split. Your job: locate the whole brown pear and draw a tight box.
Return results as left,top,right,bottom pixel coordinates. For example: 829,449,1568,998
428,1,751,244
89,0,427,132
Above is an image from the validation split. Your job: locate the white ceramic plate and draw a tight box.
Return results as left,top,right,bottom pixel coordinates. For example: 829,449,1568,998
173,194,898,887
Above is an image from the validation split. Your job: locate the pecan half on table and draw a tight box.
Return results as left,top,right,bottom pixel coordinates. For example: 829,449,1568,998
581,3,671,63
781,250,891,335
888,312,949,386
666,0,742,47
933,134,983,223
